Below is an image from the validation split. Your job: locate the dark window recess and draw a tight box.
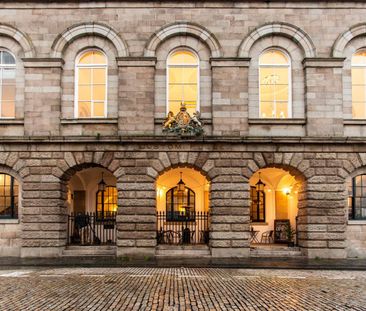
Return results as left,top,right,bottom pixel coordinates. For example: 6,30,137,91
0,173,18,219
166,186,195,221
250,186,265,222
96,186,117,219
349,175,366,220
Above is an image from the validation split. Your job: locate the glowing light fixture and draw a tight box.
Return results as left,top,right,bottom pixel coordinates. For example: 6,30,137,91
256,172,266,192
98,172,107,192
177,172,186,194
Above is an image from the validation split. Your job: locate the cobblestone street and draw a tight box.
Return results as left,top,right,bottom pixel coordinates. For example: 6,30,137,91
0,267,365,311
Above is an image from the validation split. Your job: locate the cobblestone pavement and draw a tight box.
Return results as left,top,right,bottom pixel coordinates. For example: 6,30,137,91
0,268,366,311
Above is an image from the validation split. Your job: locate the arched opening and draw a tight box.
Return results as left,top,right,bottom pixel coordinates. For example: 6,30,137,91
249,167,301,248
156,167,210,245
65,166,117,246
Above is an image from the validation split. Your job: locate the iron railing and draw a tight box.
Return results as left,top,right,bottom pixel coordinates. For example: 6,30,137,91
67,212,117,246
157,211,210,245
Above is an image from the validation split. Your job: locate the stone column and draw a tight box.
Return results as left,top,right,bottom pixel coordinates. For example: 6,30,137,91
117,57,156,135
211,58,250,136
303,58,345,137
23,58,63,136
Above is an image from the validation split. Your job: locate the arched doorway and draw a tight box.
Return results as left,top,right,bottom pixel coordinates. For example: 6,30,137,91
156,167,210,245
66,167,117,246
249,167,301,250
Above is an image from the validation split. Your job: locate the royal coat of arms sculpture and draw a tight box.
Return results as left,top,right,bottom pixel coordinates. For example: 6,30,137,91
162,103,204,136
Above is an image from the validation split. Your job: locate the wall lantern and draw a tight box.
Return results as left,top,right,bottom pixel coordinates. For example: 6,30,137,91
98,172,107,192
177,172,186,194
256,172,266,192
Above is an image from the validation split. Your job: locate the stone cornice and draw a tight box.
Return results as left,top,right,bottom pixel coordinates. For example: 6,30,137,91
116,57,157,67
302,57,346,68
210,58,251,67
22,58,64,68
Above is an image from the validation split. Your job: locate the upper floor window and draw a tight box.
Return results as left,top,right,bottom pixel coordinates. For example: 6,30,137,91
0,173,19,219
75,50,107,118
352,50,366,119
259,49,291,118
167,49,199,115
348,174,366,220
0,50,16,118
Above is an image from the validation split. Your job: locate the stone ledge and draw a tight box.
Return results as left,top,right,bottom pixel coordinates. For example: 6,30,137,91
154,118,212,125
0,219,19,224
0,119,24,125
348,220,366,225
248,118,306,125
61,118,118,125
22,58,64,68
116,57,157,67
302,57,346,68
210,58,251,67
344,119,366,125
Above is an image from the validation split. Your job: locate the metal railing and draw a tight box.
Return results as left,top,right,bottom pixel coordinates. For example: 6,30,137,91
157,211,210,245
67,212,117,246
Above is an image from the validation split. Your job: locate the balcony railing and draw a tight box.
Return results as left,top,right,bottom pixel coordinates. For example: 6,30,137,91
67,212,117,246
157,211,210,245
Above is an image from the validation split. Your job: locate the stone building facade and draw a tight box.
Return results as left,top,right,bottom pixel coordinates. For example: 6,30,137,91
0,0,366,259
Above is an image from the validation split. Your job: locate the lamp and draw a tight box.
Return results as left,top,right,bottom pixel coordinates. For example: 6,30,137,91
177,172,186,193
255,172,265,192
98,172,106,192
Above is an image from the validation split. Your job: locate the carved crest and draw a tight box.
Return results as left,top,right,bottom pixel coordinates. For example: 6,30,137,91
163,103,204,136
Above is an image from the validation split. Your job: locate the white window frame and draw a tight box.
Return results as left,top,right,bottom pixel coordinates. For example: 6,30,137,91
74,49,108,119
351,49,366,119
166,48,200,115
0,49,16,119
258,48,292,119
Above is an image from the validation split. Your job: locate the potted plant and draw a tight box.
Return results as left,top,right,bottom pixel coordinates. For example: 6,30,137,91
285,223,296,247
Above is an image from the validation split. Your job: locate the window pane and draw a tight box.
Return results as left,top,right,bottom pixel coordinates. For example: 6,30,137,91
169,51,197,65
352,68,366,85
352,51,366,65
183,84,197,102
260,50,288,65
93,102,105,117
260,67,275,85
169,85,183,101
92,51,107,65
260,101,275,118
93,68,106,84
168,101,181,115
79,51,94,64
276,102,288,118
352,85,365,103
260,84,275,102
274,84,288,101
2,85,16,101
78,85,91,101
78,102,91,118
1,101,15,118
353,101,366,118
2,51,15,65
183,67,197,84
274,67,289,85
93,85,105,101
2,68,16,83
169,67,184,84
78,68,91,84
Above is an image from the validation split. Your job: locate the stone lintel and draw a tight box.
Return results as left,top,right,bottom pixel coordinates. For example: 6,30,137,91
302,57,346,68
248,118,306,125
0,119,24,125
116,57,157,67
60,118,118,125
22,58,64,68
210,57,251,67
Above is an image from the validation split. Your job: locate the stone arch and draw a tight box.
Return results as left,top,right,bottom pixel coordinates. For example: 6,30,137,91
0,23,35,57
332,23,366,57
144,22,222,57
238,22,316,58
51,22,129,58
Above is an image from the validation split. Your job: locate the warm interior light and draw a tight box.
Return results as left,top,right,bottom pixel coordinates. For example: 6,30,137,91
282,187,291,195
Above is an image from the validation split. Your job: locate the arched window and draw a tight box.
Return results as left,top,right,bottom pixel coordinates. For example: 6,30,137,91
348,174,366,220
352,50,366,119
259,49,291,118
96,186,117,218
0,173,19,219
166,186,195,221
75,50,107,118
0,50,16,118
167,49,199,115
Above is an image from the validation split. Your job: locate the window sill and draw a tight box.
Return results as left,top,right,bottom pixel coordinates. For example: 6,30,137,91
251,222,268,226
0,119,24,125
344,119,366,125
248,118,306,125
61,118,118,125
0,219,19,224
348,220,366,225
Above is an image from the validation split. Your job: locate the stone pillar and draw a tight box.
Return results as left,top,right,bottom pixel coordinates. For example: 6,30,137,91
21,153,66,257
210,156,250,258
303,58,345,137
23,58,63,136
117,57,156,135
116,154,156,258
211,58,249,136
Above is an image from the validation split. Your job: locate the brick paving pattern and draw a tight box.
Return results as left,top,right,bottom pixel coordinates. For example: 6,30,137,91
0,268,365,310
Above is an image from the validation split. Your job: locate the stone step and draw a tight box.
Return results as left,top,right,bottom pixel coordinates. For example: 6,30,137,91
250,246,303,258
62,245,116,257
156,245,211,258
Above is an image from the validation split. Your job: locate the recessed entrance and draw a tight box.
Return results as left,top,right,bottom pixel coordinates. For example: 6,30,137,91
156,167,210,246
249,167,301,256
66,167,117,247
